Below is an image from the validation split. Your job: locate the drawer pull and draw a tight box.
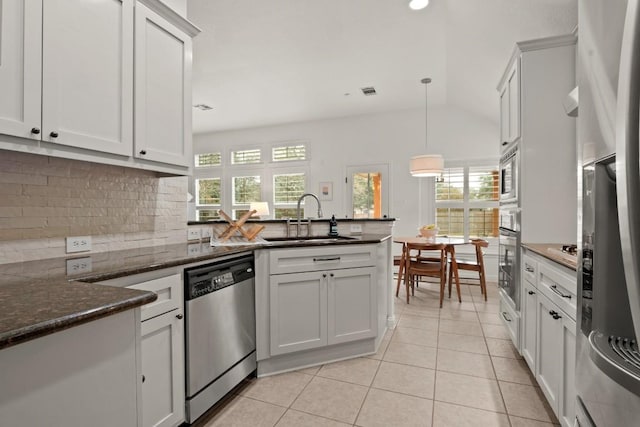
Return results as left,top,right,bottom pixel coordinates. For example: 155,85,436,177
550,284,572,299
525,266,534,273
313,257,340,262
501,311,512,322
528,290,535,295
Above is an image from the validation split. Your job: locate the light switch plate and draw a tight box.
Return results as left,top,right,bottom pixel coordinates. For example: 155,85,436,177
187,243,202,256
350,224,363,234
201,227,212,239
66,236,92,253
187,228,201,240
66,257,92,275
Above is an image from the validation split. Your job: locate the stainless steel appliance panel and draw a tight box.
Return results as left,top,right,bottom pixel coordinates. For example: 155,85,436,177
499,144,519,203
499,227,520,310
186,275,255,396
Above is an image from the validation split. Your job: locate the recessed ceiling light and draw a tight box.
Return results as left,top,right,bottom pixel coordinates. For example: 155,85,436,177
193,104,213,111
409,0,429,10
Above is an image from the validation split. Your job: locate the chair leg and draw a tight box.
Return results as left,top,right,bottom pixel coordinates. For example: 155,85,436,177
439,273,445,308
480,269,487,301
406,277,410,304
455,273,462,303
448,266,453,298
395,273,401,298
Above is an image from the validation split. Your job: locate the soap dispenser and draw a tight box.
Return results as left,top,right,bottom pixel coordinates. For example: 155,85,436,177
328,215,339,236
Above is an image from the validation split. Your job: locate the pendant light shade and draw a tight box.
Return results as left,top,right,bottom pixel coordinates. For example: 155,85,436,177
410,77,443,178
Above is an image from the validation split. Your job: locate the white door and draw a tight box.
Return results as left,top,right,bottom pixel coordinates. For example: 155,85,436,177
134,3,191,167
346,163,390,219
521,280,538,372
270,271,327,355
507,60,520,143
328,267,377,345
559,314,576,427
0,0,42,140
536,292,561,415
140,308,185,427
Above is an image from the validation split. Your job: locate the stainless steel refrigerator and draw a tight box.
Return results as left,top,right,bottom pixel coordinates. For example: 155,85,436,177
577,0,640,425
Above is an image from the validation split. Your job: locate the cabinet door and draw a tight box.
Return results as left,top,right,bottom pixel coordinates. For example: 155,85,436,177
521,280,538,372
41,0,133,156
499,85,509,148
134,3,191,167
270,271,327,355
536,292,561,415
507,59,520,142
559,315,576,427
328,267,377,345
0,0,42,140
140,308,185,427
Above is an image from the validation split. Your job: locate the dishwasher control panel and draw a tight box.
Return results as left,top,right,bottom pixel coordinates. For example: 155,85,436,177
185,255,254,300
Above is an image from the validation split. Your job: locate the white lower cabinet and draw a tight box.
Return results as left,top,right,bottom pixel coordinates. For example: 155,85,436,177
521,279,538,371
270,266,377,356
521,248,576,427
99,270,185,427
140,307,184,427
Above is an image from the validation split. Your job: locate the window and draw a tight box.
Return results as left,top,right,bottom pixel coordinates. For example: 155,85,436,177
436,164,499,239
195,178,221,221
272,144,306,162
232,175,261,219
194,152,221,167
347,164,389,219
231,149,261,165
273,173,305,219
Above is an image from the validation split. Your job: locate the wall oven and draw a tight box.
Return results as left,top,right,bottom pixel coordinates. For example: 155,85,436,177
499,226,520,310
499,144,519,203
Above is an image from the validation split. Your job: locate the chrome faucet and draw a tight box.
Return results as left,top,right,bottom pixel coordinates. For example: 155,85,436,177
296,193,323,237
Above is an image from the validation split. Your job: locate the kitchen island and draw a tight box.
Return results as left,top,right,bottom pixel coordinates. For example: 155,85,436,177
0,232,393,426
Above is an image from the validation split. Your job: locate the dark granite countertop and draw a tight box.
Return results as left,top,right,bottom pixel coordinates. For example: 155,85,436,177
521,243,578,271
0,234,389,350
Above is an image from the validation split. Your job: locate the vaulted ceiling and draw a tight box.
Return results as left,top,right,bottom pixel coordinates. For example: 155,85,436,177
189,0,577,134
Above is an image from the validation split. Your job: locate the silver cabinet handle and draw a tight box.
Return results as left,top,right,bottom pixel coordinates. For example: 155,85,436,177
501,312,512,322
550,284,572,299
525,266,534,273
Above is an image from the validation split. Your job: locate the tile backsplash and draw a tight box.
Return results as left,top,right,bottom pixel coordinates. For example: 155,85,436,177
0,150,188,264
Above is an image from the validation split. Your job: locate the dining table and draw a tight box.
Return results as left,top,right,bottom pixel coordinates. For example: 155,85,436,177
393,236,469,303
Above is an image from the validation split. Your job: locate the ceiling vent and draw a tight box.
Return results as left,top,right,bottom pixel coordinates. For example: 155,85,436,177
361,87,377,96
194,104,213,111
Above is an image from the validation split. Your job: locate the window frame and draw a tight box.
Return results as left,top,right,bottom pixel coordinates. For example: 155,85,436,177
435,161,499,241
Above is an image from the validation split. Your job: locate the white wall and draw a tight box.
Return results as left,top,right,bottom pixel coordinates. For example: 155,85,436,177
193,105,499,240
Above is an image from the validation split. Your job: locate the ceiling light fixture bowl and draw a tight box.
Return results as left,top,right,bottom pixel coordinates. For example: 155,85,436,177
410,77,443,178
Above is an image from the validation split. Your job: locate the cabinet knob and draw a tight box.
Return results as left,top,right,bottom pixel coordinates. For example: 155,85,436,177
322,273,327,278
139,150,147,155
502,141,508,146
176,314,183,320
49,131,59,138
142,375,145,383
31,127,41,135
528,290,535,295
330,273,334,277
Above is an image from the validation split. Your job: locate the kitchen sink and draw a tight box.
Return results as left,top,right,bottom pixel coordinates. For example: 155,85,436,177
264,235,357,244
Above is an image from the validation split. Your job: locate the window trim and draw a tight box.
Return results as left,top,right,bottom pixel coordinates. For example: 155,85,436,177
435,160,499,240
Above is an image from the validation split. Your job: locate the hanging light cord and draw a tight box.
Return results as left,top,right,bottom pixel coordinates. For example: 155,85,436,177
421,77,431,152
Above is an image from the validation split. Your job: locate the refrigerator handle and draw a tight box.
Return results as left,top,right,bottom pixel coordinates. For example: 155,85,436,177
616,0,640,340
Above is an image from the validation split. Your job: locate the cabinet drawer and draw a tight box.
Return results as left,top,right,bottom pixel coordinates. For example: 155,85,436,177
128,273,182,321
500,292,520,351
538,263,576,321
522,253,538,285
269,245,376,275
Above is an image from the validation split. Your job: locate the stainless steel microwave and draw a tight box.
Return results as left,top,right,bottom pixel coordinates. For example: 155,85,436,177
499,144,519,203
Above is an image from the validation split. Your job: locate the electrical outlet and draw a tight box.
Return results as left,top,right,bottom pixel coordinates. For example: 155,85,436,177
66,257,92,275
66,236,92,253
187,243,202,256
201,227,212,239
350,224,363,234
187,228,201,241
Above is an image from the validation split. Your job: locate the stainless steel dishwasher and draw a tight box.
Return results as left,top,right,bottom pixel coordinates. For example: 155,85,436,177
184,254,256,424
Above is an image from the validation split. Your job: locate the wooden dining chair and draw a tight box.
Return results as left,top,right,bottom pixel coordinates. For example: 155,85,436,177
399,243,447,306
448,239,489,301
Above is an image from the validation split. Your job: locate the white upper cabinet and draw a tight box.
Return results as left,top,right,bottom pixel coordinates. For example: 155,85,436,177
135,3,191,167
0,0,199,174
498,59,520,148
42,0,133,156
0,0,42,141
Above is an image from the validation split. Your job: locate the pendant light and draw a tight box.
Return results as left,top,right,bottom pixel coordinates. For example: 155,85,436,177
409,0,429,10
410,77,444,177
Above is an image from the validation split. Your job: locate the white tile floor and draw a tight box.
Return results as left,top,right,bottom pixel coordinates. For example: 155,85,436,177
195,280,559,427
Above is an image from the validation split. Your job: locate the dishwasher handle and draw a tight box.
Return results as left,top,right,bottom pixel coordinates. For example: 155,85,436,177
313,256,340,262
